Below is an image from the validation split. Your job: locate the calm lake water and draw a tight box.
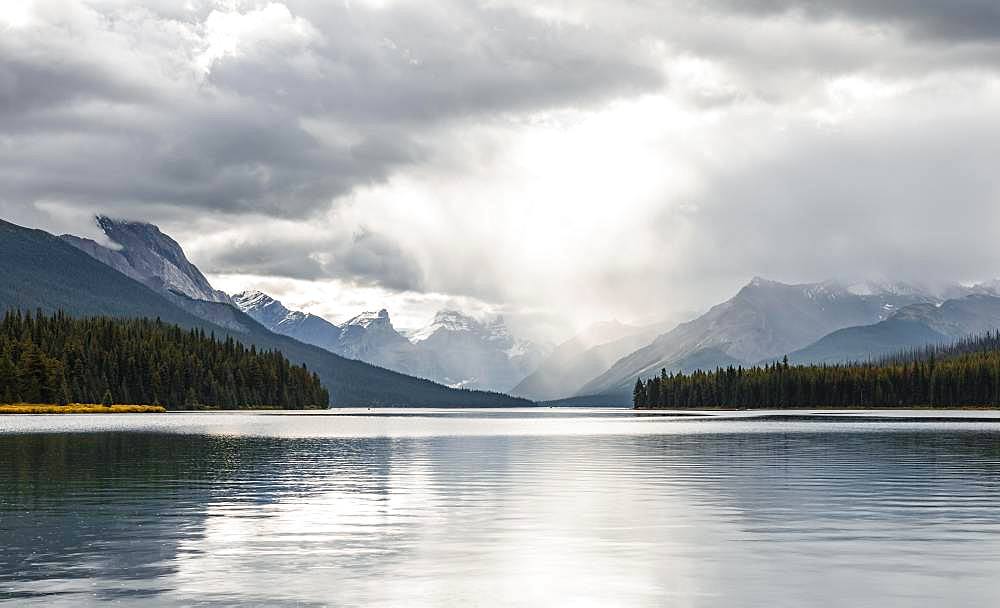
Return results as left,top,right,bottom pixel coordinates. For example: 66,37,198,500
3,408,1000,606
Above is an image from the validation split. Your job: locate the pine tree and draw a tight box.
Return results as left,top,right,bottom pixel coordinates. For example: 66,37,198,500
633,378,646,408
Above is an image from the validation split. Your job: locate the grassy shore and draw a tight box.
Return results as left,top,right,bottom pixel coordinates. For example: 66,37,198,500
0,403,167,414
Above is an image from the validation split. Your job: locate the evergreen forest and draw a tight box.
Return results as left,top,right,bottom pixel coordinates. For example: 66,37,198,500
0,310,329,409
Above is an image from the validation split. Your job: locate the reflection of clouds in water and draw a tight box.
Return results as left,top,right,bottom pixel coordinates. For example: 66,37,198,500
4,417,1000,606
166,435,714,606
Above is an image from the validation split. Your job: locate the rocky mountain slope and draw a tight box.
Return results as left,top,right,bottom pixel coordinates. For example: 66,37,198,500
789,294,1000,364
61,216,230,304
235,293,547,392
578,277,943,395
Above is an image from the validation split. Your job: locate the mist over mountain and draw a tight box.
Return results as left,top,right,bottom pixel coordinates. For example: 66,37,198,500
511,320,661,401
578,278,947,396
236,291,549,392
408,310,550,391
790,294,1000,365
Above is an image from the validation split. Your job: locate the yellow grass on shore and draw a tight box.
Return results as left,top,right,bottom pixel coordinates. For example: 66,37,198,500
0,403,167,414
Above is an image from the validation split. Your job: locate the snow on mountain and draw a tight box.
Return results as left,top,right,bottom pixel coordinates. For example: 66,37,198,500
344,309,392,329
233,290,403,364
406,310,550,391
970,279,1000,297
232,294,542,392
336,309,413,364
61,216,230,304
410,309,477,342
790,293,1000,365
233,290,296,327
578,276,944,396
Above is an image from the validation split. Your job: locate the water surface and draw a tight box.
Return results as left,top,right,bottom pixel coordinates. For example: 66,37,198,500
3,408,1000,606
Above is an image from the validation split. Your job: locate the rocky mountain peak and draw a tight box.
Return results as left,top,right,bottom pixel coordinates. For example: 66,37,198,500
344,309,393,329
63,216,230,304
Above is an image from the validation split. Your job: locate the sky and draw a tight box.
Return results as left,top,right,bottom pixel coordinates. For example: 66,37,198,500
2,1,1000,340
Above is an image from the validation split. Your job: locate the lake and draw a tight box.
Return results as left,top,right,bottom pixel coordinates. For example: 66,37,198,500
3,408,1000,606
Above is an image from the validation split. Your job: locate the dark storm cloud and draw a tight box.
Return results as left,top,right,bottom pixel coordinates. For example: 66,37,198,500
203,228,425,291
202,239,326,281
0,102,414,218
709,0,1000,43
4,0,1000,313
0,1,662,218
209,1,663,125
0,0,663,292
0,54,150,118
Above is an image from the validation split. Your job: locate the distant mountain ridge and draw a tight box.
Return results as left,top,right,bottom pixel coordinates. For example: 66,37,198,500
578,277,947,396
233,290,416,373
789,294,1000,364
234,292,548,392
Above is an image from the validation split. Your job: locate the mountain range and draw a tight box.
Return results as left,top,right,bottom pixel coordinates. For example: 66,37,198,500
57,216,548,393
575,278,1000,401
788,294,1000,365
10,213,1000,408
0,218,528,407
233,291,548,391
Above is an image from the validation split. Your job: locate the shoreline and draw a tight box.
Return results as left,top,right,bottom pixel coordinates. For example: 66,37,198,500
635,405,1000,412
0,404,167,414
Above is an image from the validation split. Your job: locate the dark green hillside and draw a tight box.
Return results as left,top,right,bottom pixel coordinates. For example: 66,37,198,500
788,295,1000,366
0,311,328,409
0,220,530,407
787,319,950,365
0,220,200,324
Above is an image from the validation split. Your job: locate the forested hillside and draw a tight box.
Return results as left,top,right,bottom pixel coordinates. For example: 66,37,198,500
0,310,329,409
634,332,1000,409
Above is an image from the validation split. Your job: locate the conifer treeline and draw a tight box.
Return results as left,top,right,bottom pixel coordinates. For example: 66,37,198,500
634,332,1000,409
0,310,329,409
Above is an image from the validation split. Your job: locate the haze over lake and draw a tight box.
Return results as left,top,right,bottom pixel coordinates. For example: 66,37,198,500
4,409,1000,607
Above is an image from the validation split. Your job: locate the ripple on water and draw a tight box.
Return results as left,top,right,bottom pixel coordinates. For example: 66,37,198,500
2,410,1000,606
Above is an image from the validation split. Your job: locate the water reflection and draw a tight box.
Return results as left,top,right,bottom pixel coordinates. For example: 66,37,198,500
2,414,1000,606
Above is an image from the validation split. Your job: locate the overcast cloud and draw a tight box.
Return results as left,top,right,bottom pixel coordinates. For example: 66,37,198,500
2,0,1000,339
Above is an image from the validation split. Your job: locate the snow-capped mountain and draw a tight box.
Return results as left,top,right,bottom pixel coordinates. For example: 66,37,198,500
232,290,344,351
61,216,230,304
409,310,549,390
410,309,477,342
233,291,412,368
233,294,544,391
789,293,1000,365
337,309,414,363
578,277,944,396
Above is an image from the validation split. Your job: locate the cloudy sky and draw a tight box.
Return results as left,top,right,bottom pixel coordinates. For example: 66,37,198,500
3,1,1000,340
